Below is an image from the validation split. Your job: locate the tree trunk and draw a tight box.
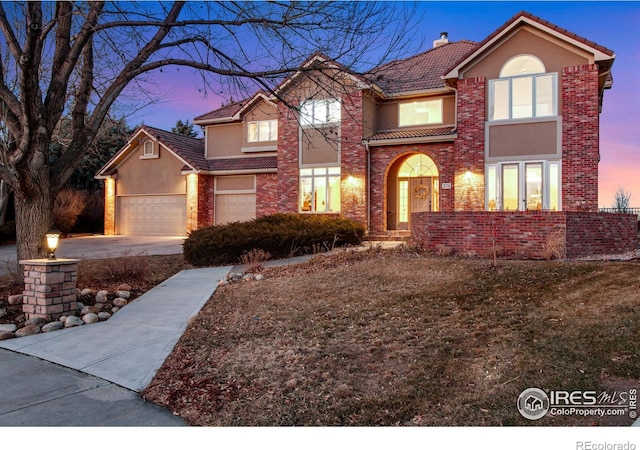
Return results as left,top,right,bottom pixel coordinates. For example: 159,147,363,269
14,177,52,262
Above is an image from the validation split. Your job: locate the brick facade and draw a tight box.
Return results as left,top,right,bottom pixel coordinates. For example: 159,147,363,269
277,102,300,213
454,76,486,211
340,91,368,227
561,64,600,211
411,211,636,259
21,259,79,321
257,173,279,217
197,174,214,228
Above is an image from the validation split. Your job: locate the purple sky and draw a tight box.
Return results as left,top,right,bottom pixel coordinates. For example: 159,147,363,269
131,1,640,208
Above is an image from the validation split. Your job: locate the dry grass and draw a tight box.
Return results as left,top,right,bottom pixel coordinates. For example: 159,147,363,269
143,248,640,426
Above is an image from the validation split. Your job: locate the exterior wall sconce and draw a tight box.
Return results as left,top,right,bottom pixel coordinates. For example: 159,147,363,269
46,228,61,260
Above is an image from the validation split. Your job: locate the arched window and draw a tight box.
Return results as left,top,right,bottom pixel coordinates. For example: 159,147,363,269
489,54,557,121
499,55,545,77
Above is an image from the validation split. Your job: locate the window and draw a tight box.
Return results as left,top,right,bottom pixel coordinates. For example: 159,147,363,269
489,55,557,121
248,119,278,142
143,140,155,156
486,161,560,211
300,98,340,126
300,167,340,212
399,99,443,126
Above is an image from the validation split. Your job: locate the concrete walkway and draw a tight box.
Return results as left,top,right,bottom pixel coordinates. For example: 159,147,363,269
0,266,230,392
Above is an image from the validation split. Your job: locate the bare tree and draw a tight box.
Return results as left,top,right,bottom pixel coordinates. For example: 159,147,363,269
0,1,421,260
613,185,631,213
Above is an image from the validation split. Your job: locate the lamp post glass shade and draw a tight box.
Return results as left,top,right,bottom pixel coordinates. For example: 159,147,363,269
46,228,60,259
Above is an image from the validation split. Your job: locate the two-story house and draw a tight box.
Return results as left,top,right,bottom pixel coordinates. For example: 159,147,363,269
96,11,637,258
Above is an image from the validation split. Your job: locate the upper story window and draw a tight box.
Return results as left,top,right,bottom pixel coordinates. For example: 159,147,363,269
248,119,278,142
399,99,443,127
489,55,557,121
143,140,155,156
300,98,341,127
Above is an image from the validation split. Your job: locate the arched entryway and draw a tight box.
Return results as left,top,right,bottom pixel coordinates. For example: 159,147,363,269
386,153,439,230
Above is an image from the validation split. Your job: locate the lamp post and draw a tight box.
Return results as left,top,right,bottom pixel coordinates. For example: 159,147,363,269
46,228,61,260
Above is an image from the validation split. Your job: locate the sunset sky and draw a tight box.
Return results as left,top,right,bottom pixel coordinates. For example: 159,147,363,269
131,1,640,209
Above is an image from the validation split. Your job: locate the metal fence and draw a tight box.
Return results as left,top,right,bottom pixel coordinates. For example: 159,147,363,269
599,207,640,218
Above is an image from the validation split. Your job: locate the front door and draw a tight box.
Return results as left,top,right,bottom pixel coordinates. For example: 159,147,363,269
398,177,432,229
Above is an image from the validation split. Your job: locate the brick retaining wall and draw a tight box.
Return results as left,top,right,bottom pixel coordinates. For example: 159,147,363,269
411,211,636,259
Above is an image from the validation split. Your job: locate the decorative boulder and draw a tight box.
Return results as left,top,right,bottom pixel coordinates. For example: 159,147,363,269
82,313,99,324
8,294,23,305
65,316,84,328
95,290,109,303
42,321,64,333
15,324,40,337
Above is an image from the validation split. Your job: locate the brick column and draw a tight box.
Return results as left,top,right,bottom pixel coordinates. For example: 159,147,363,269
20,259,79,321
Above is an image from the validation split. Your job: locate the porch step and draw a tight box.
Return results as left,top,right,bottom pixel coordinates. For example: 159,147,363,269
365,230,411,242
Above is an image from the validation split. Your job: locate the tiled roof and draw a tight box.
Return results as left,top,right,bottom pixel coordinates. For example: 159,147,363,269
366,127,456,142
205,156,277,172
443,11,615,78
193,100,246,122
369,41,478,94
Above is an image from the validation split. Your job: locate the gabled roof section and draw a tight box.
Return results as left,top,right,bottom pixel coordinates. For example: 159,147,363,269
443,11,615,80
95,125,205,178
194,91,277,126
371,41,478,95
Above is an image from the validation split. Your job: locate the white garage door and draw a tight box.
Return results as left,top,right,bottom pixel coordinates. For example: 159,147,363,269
215,194,256,225
117,195,187,236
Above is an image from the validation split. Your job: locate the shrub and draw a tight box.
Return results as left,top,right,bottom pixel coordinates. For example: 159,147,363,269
543,229,566,260
184,213,365,267
53,189,87,235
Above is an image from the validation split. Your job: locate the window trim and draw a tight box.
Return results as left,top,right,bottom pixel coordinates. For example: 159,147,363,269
488,72,558,122
299,166,341,213
299,98,341,127
485,160,561,212
140,140,159,159
247,119,278,143
398,98,444,127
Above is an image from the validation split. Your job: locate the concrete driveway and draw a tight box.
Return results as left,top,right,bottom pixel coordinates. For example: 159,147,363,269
0,235,185,276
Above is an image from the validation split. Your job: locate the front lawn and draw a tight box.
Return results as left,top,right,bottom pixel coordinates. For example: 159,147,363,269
143,247,640,426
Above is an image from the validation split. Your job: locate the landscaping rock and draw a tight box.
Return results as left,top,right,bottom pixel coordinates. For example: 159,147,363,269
218,280,229,287
0,324,17,332
0,308,6,319
117,283,132,292
98,312,112,321
113,298,128,307
42,321,64,333
82,313,99,324
0,331,14,340
25,317,46,327
255,274,264,281
76,302,84,313
65,316,83,328
116,290,130,299
111,307,120,314
80,305,95,315
94,302,104,311
15,324,40,337
95,290,109,302
8,294,23,305
74,288,82,297
81,288,94,296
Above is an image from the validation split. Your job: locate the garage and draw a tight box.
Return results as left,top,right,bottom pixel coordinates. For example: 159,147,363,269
214,193,256,225
117,195,187,236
